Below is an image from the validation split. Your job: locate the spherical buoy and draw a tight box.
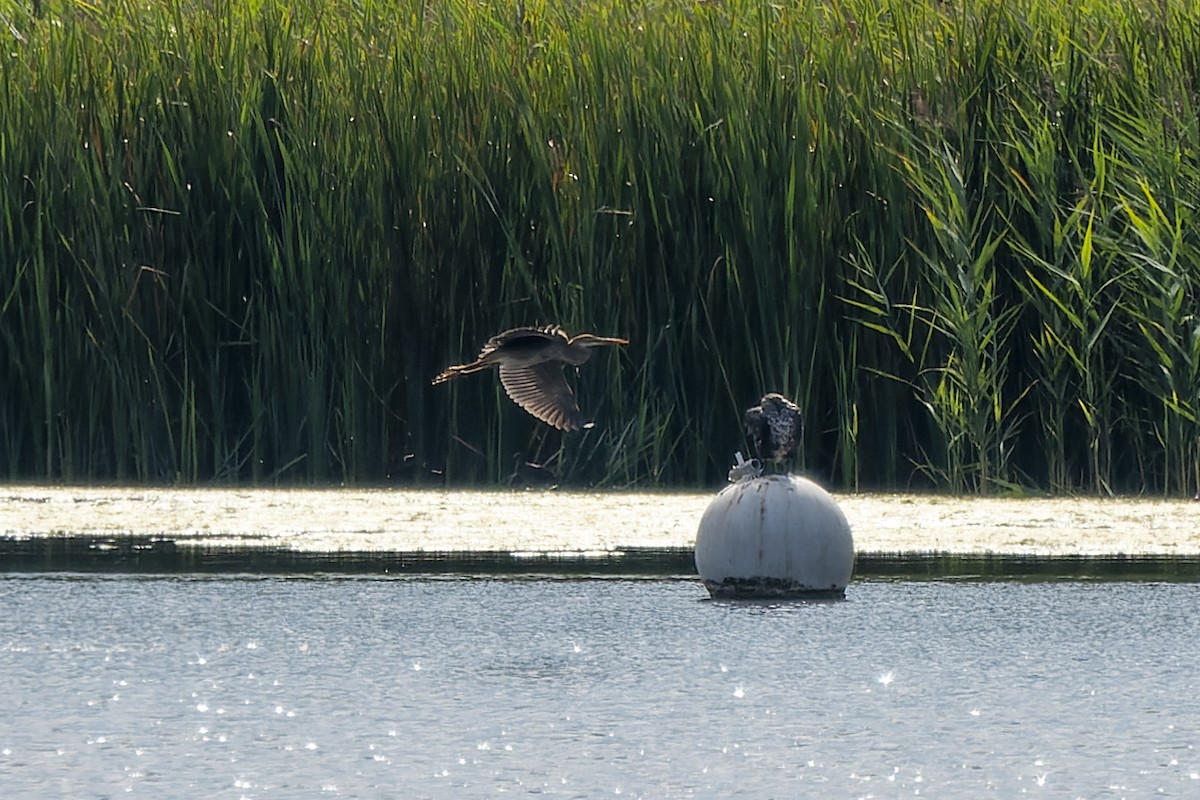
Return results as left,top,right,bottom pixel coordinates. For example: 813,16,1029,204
695,473,854,599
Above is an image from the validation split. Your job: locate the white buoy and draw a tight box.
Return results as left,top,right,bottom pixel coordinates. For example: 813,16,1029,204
695,462,854,599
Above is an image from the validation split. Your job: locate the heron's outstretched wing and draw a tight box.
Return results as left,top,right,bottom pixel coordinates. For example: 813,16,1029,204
498,362,591,431
478,326,567,359
433,326,567,385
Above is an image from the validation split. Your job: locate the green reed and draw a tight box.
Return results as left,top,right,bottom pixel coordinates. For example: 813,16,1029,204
2,0,1199,494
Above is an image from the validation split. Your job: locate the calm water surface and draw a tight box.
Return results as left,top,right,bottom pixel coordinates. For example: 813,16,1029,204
1,575,1197,798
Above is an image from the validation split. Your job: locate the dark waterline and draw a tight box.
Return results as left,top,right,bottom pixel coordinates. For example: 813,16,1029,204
3,534,1200,581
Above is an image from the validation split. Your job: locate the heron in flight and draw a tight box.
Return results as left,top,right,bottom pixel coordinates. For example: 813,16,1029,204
744,392,803,469
433,325,628,431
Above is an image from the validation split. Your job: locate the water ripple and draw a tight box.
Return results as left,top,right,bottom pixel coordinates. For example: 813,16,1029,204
0,576,1197,797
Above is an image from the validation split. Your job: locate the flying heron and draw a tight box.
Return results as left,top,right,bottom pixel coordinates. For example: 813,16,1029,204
744,392,803,468
432,325,629,431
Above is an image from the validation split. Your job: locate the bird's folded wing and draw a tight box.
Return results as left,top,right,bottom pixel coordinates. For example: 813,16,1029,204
498,363,588,431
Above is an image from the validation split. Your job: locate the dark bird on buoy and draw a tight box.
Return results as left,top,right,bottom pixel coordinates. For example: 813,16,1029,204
744,392,803,468
433,325,628,431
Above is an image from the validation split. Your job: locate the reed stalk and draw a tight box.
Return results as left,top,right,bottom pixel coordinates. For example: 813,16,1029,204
2,0,1199,494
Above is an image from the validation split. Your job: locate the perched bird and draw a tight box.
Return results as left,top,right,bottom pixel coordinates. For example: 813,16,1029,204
433,325,628,431
744,392,803,468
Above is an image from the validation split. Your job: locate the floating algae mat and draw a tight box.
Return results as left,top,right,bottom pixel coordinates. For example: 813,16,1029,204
2,486,1199,577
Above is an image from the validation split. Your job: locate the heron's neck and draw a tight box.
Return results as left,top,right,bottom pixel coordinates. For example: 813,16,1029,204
562,348,593,366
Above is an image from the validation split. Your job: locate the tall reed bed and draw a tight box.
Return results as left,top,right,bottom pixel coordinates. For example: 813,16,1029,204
1,0,1198,493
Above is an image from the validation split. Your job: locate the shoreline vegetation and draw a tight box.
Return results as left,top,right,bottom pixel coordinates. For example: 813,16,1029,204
1,0,1198,494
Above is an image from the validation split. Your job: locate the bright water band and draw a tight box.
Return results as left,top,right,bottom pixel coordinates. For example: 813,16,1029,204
3,486,1200,577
